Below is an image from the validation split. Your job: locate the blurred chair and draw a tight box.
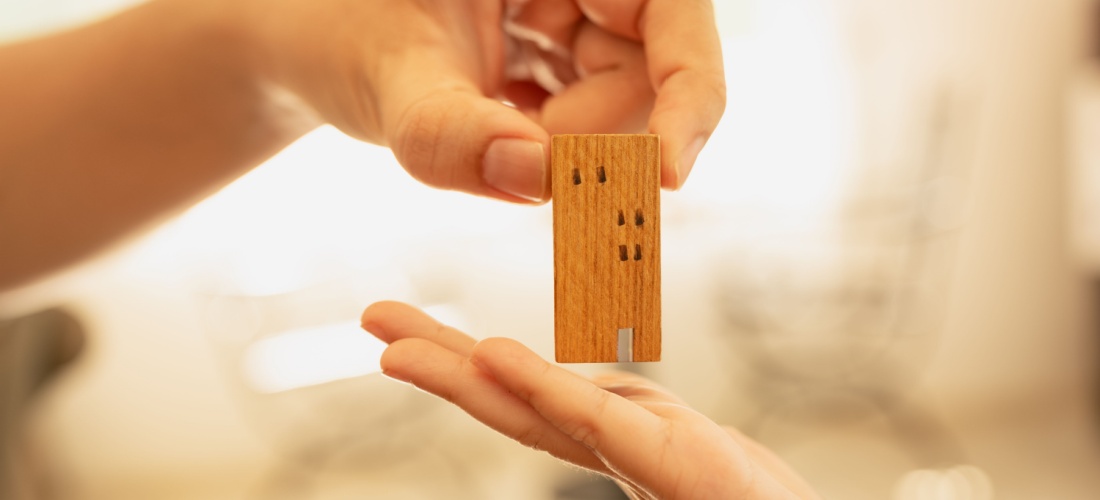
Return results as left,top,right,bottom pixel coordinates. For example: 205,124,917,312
0,308,85,500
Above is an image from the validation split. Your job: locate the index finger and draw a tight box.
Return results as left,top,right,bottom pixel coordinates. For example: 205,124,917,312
577,0,726,189
360,301,477,357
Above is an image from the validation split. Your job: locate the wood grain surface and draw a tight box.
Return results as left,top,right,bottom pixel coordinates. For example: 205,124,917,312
552,134,661,363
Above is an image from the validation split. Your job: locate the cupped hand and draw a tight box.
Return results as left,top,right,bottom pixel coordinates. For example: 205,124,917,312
238,0,725,202
360,301,817,500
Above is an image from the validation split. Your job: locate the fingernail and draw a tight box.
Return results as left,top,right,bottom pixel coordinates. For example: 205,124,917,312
381,369,410,384
483,138,546,202
677,136,706,188
360,320,386,341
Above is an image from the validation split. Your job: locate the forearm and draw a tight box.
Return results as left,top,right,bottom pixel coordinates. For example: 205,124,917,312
0,0,316,291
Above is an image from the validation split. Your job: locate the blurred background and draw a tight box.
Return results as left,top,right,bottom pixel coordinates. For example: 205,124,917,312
3,0,1100,498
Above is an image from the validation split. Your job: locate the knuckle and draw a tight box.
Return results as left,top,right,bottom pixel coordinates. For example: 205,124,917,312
559,416,599,451
515,425,549,452
391,92,467,190
392,99,440,185
559,388,611,450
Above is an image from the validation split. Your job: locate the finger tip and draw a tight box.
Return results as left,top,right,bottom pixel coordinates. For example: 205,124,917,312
674,135,706,187
652,134,691,190
378,338,407,365
378,346,404,380
360,300,412,341
661,164,682,191
379,337,428,378
650,105,715,190
379,359,411,384
470,336,508,359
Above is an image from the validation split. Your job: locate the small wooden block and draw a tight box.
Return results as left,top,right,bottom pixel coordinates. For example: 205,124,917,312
552,134,661,363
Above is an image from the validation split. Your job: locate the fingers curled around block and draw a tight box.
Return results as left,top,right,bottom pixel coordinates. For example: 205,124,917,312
577,0,726,188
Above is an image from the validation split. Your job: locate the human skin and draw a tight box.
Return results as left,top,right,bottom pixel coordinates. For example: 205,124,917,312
361,301,821,499
0,1,821,495
0,0,725,291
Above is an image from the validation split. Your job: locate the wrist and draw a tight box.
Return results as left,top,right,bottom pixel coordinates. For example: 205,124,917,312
223,0,388,143
179,0,321,139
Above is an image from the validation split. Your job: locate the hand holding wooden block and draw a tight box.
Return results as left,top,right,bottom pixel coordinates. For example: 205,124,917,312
552,135,661,363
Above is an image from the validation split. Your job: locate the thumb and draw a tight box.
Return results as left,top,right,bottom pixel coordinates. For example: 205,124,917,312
385,84,550,203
